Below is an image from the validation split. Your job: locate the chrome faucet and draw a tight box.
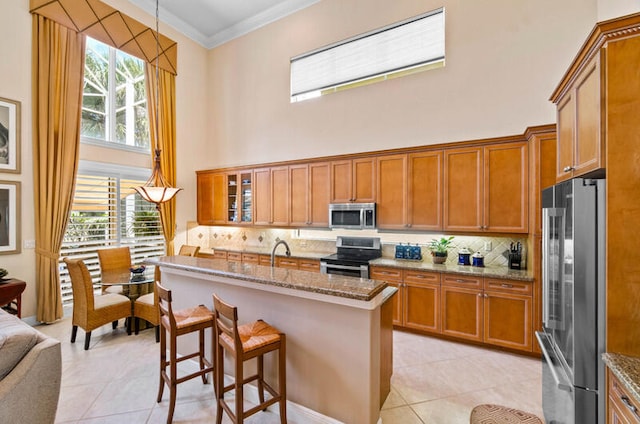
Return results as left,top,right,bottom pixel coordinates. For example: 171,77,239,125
271,240,291,267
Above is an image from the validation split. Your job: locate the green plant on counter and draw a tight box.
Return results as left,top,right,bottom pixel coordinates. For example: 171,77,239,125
427,236,455,256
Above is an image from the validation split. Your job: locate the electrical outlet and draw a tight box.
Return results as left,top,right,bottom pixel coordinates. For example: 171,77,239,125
24,239,36,249
484,241,492,251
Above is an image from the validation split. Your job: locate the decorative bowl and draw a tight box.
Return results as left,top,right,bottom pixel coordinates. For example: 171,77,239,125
129,265,146,274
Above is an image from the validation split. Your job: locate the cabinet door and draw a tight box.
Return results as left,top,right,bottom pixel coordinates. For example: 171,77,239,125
271,166,290,226
197,172,226,225
556,94,575,181
276,257,299,269
330,158,375,203
441,286,483,342
289,164,309,227
353,158,376,202
408,151,442,230
238,171,253,224
253,167,271,225
574,57,602,176
226,173,239,223
299,259,320,273
370,266,404,326
404,270,440,333
444,147,483,232
376,154,407,229
483,142,529,233
309,162,330,227
330,160,352,203
483,291,532,351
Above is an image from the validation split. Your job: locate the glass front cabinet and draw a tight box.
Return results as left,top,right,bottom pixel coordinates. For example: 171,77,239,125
227,171,252,224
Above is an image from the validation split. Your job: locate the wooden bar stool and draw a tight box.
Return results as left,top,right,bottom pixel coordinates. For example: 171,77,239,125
212,293,287,424
156,281,215,424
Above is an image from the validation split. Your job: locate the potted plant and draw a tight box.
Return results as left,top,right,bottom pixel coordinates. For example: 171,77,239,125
427,236,455,264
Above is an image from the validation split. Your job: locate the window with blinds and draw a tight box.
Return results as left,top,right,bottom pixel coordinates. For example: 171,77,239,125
290,8,445,102
59,168,164,305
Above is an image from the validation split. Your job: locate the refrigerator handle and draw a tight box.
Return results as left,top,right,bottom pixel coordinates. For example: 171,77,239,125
535,331,573,392
542,208,550,327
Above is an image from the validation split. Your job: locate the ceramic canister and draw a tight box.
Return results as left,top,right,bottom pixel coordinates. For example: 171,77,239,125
457,247,471,265
472,251,484,267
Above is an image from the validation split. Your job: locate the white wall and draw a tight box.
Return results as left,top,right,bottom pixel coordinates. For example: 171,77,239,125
206,0,598,169
598,0,640,21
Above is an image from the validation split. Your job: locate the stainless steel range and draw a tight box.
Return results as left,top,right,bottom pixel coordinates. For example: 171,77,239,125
320,236,382,279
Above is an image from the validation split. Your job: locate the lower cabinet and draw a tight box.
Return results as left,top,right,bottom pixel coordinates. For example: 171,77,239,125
370,266,533,352
609,369,640,424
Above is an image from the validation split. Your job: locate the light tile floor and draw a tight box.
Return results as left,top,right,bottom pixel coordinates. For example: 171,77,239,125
37,318,543,423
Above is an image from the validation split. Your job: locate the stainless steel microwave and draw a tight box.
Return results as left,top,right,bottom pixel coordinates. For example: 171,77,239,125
329,203,376,230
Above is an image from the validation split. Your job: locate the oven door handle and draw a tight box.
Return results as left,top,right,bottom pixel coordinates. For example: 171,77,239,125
322,263,364,271
535,331,572,392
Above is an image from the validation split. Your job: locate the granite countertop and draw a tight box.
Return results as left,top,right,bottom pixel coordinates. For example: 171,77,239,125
146,255,388,302
603,353,640,404
200,247,330,260
369,257,534,282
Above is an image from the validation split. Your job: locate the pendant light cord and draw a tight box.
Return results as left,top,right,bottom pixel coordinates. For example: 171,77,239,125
154,0,160,155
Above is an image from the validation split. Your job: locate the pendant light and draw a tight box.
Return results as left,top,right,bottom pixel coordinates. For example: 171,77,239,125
134,0,182,209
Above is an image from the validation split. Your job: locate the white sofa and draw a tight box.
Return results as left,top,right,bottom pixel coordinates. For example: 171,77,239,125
0,309,62,424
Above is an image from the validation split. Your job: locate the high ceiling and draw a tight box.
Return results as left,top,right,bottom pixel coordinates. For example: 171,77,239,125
127,0,320,49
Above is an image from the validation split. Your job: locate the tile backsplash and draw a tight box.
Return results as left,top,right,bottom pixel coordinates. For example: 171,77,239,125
186,222,527,269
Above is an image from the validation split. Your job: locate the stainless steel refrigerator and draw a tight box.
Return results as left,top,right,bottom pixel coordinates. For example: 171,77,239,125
536,178,606,424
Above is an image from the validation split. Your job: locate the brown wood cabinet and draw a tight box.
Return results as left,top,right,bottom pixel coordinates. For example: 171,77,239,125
254,166,289,226
196,172,226,225
483,278,532,351
608,369,640,424
299,259,321,272
290,162,330,227
289,164,309,227
275,256,299,269
330,158,375,203
441,275,483,342
403,270,440,333
444,143,528,233
555,53,603,182
369,266,403,326
376,152,443,231
226,170,253,224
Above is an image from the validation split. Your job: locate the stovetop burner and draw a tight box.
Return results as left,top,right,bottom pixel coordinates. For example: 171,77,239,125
321,236,382,265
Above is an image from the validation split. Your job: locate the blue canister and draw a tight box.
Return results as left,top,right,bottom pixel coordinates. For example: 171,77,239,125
472,251,484,267
457,247,471,265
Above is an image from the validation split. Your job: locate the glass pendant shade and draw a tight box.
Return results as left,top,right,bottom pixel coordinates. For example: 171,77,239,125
134,148,182,207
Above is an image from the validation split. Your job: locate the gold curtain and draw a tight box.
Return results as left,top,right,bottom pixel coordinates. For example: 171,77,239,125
32,15,85,323
145,64,177,255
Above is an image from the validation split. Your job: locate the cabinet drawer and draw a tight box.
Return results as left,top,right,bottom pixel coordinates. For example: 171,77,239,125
484,278,533,296
299,259,320,272
442,274,482,289
404,270,440,286
259,255,271,266
241,253,259,264
213,250,228,260
370,266,403,283
609,370,640,423
197,252,215,259
276,257,299,269
227,252,242,262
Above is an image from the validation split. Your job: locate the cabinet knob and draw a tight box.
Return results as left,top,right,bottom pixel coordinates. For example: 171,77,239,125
563,166,574,172
484,293,489,298
477,293,483,297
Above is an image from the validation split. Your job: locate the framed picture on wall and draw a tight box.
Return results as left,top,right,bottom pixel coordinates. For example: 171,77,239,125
0,97,21,174
0,180,21,254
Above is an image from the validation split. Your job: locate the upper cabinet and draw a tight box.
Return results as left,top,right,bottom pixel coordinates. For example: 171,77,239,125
376,151,443,230
197,171,226,225
254,166,289,226
444,143,528,233
555,53,604,182
226,170,253,225
330,158,375,203
290,162,331,227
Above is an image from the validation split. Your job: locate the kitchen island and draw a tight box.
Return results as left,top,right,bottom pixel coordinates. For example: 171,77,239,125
146,255,396,424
